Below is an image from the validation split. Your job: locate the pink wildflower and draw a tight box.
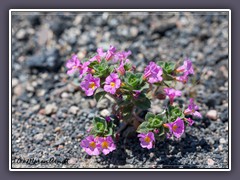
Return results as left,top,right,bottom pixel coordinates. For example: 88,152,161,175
184,98,202,118
98,136,116,155
164,118,185,139
80,135,101,156
138,132,155,149
80,74,100,96
164,88,182,104
143,62,163,83
89,47,106,63
105,45,117,61
176,59,194,75
104,73,121,94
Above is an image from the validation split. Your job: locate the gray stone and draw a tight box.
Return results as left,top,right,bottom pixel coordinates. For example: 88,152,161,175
45,103,58,115
69,106,79,114
34,133,44,142
16,29,27,40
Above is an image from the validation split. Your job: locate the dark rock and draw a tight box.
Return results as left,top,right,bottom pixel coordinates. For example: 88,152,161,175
206,93,222,108
49,19,69,37
28,14,41,26
152,22,177,36
26,48,62,72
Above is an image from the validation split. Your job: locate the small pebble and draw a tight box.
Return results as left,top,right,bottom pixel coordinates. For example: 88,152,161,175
206,110,218,120
54,127,61,133
45,103,58,115
68,158,77,165
61,92,69,98
219,138,227,144
207,158,215,166
34,133,44,142
16,29,27,40
69,106,79,114
100,109,110,117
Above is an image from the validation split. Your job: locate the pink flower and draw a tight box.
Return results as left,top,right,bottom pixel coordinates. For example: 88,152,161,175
105,45,117,61
164,118,185,139
66,55,81,75
112,50,132,62
89,48,106,63
79,61,90,78
66,55,90,78
164,88,182,104
116,59,130,75
138,132,155,149
185,118,194,126
80,74,100,96
175,72,189,84
184,98,202,118
98,136,116,155
143,62,163,83
80,135,101,156
104,73,121,94
176,59,194,75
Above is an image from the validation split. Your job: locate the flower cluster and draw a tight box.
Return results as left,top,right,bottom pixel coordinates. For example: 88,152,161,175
80,135,116,155
66,46,202,154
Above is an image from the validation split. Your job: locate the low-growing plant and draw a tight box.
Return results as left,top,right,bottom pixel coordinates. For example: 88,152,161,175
66,45,202,155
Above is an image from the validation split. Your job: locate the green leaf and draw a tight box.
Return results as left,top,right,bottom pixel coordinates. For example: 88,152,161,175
168,106,184,122
95,122,105,133
164,62,176,74
93,62,109,77
88,61,99,69
124,63,132,71
145,112,155,121
92,117,107,134
124,72,144,90
157,61,165,67
157,61,176,75
105,128,113,136
94,91,107,102
148,117,163,128
137,121,150,133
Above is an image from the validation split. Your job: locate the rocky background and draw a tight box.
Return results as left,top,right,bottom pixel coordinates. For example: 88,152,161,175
11,11,229,169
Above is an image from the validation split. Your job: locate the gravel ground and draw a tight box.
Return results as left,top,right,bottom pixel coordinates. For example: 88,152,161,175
11,11,229,169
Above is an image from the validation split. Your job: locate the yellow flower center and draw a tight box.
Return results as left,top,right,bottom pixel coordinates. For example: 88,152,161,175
144,136,151,143
88,82,96,89
89,141,96,149
101,141,109,149
173,124,178,132
192,109,195,113
110,82,115,87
